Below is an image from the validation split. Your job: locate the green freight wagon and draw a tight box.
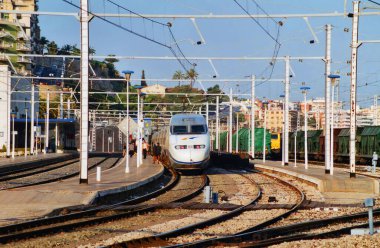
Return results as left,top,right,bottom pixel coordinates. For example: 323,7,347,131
360,126,380,157
338,127,365,155
217,131,228,152
232,127,271,153
214,128,270,154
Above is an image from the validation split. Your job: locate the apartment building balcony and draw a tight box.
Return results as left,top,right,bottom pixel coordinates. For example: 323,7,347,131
0,30,16,40
0,54,8,62
0,42,12,49
17,56,32,64
16,43,31,52
0,17,18,28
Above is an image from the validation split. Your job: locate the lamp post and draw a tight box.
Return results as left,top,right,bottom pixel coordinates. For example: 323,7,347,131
300,86,311,169
134,85,145,167
11,112,16,159
328,74,340,175
30,79,35,155
25,108,28,157
35,111,39,155
122,70,134,173
235,111,240,153
279,94,285,166
262,100,268,163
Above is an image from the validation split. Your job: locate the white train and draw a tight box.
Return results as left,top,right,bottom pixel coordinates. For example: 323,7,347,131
151,114,210,170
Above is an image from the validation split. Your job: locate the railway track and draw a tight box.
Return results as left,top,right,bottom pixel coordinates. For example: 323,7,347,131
198,208,380,247
0,155,119,190
0,168,207,244
108,169,304,248
0,154,78,176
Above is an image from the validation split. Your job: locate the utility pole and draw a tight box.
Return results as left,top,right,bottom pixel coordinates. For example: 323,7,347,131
60,91,63,119
30,80,34,155
229,88,233,153
284,56,290,165
6,69,10,158
349,1,360,178
236,112,239,153
251,75,255,159
206,102,209,127
25,109,28,157
324,24,332,174
301,86,311,169
374,95,378,125
80,0,90,183
216,96,219,151
67,98,71,118
44,92,50,154
280,94,285,166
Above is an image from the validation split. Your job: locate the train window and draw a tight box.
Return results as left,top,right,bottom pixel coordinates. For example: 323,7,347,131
191,125,206,134
172,125,188,134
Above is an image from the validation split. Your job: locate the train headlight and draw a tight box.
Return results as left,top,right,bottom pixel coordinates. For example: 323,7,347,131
175,145,187,149
194,145,206,149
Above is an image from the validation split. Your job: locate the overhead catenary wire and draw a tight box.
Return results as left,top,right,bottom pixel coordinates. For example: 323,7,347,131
61,0,194,73
233,0,282,83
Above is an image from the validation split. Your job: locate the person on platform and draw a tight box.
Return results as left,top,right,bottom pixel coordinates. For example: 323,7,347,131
152,143,158,164
156,142,162,162
129,140,135,158
142,139,149,159
122,143,126,157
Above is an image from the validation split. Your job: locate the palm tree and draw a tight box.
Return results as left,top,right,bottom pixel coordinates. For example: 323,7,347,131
172,70,184,86
39,36,49,54
47,41,58,55
185,68,198,88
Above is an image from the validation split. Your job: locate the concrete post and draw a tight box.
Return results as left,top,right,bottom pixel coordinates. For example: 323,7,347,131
30,81,34,155
11,115,15,159
284,56,290,165
251,75,255,159
229,88,233,153
349,1,360,178
216,96,219,151
79,0,90,184
44,92,50,154
6,70,11,157
236,112,239,153
325,24,332,174
25,109,27,157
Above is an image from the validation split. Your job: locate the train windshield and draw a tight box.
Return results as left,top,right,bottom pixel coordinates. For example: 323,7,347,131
191,125,206,134
271,134,278,139
172,125,188,134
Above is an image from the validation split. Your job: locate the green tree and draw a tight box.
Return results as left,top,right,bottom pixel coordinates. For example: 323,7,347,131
185,68,198,88
104,54,119,64
38,36,49,54
172,70,185,86
47,41,58,55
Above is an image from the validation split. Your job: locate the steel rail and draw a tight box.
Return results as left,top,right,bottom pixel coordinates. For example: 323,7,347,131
0,158,79,182
0,171,207,243
134,169,305,248
112,170,263,247
219,214,380,247
169,190,380,246
0,156,114,190
0,154,78,176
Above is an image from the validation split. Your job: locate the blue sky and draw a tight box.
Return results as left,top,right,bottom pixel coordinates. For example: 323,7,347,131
38,0,380,107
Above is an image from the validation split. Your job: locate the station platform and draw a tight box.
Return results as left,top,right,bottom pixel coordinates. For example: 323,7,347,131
254,160,379,204
0,153,77,169
0,156,164,225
